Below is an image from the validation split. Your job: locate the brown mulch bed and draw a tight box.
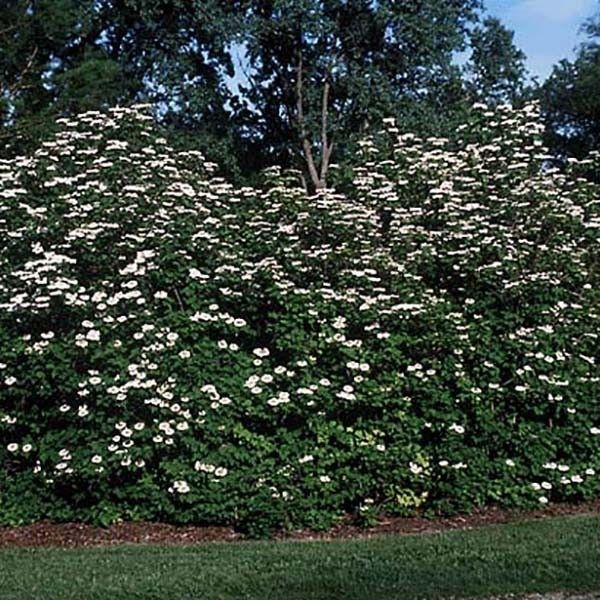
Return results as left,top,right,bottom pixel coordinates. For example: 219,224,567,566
1,500,599,549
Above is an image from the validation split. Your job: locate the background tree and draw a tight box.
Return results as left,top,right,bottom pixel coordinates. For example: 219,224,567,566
465,16,528,105
540,5,600,159
234,0,484,192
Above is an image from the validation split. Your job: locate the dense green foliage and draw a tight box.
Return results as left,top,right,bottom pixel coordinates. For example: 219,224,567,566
0,103,598,534
2,516,600,599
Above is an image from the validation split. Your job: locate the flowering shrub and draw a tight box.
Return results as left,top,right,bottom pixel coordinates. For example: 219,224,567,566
0,103,598,535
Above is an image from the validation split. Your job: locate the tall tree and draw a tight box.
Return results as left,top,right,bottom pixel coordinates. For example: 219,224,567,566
540,5,600,159
465,16,528,105
235,0,483,192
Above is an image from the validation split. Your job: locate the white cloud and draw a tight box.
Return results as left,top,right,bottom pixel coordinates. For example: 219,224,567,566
514,0,596,23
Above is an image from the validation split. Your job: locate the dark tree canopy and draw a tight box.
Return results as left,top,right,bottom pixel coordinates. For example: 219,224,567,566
465,16,528,105
540,6,600,159
0,0,240,162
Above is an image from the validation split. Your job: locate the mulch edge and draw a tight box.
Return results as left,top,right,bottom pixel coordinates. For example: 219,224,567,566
1,500,599,549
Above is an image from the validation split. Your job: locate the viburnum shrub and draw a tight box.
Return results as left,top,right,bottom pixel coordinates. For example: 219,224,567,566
0,103,598,536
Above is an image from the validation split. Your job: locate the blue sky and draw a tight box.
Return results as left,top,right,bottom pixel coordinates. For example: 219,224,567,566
485,0,598,80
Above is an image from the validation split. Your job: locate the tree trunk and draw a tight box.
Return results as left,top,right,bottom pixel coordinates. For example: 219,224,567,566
295,53,333,194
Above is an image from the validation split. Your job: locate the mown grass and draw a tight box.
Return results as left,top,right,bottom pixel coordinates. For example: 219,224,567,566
0,515,599,600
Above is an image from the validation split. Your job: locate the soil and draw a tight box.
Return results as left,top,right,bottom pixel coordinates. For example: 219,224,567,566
0,500,599,549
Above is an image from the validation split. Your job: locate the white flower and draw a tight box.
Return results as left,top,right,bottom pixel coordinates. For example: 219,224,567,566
215,467,228,477
253,347,270,358
7,443,18,452
4,377,17,386
299,455,314,464
195,462,215,473
22,444,32,453
319,475,331,483
91,455,103,464
539,496,549,504
178,350,191,359
86,329,101,341
189,268,208,280
173,480,190,493
449,423,465,434
409,462,423,475
505,459,515,467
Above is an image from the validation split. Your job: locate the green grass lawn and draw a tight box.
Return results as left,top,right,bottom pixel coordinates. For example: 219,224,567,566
1,515,599,600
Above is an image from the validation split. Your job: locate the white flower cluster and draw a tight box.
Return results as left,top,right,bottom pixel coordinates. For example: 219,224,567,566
0,102,598,524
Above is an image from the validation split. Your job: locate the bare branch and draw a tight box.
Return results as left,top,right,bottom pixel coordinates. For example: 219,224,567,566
319,79,333,185
1,46,38,98
0,24,17,38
